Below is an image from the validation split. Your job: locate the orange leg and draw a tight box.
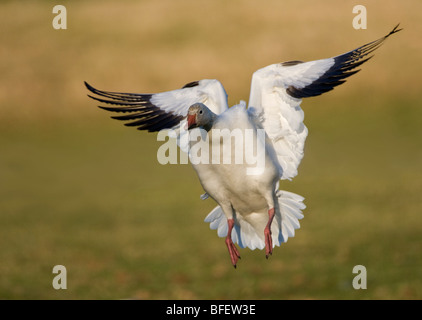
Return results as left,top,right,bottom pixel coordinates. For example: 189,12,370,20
264,207,275,258
225,218,241,268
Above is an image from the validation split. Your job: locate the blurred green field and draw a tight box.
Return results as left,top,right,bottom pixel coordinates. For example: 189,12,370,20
1,0,421,299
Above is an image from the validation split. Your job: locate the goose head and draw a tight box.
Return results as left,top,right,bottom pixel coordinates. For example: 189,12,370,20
186,103,217,132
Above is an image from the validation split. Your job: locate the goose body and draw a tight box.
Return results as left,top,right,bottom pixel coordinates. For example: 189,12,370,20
85,25,401,267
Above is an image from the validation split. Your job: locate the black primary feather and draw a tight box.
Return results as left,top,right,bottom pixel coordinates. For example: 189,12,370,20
286,24,402,99
84,81,185,132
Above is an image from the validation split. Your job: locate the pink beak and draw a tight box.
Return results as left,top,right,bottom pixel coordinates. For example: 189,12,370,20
186,114,196,130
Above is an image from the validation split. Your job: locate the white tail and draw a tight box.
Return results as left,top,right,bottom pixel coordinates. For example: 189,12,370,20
204,190,305,250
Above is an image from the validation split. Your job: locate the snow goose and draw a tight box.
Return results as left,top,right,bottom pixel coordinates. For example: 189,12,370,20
85,25,401,267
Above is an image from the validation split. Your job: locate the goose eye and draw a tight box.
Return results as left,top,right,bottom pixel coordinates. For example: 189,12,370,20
199,110,203,114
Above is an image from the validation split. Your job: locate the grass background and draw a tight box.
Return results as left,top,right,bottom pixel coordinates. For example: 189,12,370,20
1,0,421,299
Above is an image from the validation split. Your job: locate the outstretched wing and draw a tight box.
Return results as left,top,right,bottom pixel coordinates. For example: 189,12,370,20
248,24,401,180
85,79,229,132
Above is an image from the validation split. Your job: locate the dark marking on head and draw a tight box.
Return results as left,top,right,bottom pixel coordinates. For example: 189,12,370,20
182,81,200,89
281,60,304,67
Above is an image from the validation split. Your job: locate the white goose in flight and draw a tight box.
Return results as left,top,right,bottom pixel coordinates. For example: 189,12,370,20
85,25,401,267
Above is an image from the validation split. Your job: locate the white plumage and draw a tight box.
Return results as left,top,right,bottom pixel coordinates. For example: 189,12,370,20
85,25,400,267
204,190,305,250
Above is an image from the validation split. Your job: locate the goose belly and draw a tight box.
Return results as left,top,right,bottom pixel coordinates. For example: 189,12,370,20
192,152,279,215
189,104,281,215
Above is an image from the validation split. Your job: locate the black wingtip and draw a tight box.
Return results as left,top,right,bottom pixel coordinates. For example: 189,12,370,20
389,23,403,36
84,81,97,96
